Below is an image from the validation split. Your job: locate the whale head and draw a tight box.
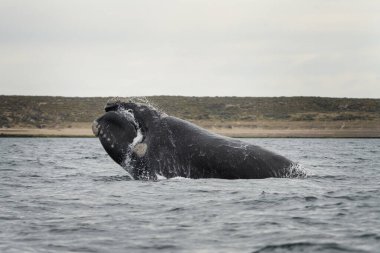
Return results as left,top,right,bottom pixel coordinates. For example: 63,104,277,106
92,106,138,165
92,100,160,167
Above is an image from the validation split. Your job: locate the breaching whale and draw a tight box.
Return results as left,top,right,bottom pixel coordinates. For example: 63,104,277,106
93,101,304,180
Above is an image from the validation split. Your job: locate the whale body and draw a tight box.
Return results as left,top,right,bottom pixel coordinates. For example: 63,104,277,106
93,101,304,180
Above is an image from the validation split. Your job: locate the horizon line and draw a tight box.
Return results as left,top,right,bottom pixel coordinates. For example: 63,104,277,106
1,94,379,100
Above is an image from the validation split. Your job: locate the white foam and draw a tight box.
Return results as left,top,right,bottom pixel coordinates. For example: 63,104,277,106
156,173,167,180
282,163,308,178
169,176,191,180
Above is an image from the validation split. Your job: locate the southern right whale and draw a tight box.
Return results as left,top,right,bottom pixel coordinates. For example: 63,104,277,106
92,101,305,180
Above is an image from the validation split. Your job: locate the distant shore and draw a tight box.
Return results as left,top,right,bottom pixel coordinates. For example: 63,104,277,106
1,95,380,138
1,126,379,138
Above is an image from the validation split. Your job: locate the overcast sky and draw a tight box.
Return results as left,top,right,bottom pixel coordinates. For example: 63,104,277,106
0,0,379,98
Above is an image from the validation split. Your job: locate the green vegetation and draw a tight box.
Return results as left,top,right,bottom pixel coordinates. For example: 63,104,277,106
1,95,379,128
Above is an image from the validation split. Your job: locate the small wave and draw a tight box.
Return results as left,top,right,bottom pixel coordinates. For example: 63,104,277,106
83,156,99,160
54,165,76,170
64,172,85,178
253,242,365,253
0,216,21,221
49,227,105,233
304,196,318,201
353,233,380,240
94,175,133,182
324,194,372,201
18,174,41,178
168,207,186,212
137,244,178,250
308,175,348,181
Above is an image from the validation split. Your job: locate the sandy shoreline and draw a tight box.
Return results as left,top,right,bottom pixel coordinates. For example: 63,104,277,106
1,127,379,138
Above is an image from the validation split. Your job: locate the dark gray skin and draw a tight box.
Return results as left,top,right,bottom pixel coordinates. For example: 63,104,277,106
93,101,302,180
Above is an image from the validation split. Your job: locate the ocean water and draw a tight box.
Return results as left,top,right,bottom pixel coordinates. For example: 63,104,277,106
0,138,379,253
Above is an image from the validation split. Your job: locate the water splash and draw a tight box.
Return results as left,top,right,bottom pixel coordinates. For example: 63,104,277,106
117,107,143,148
281,163,308,178
127,96,162,112
155,173,167,180
107,96,167,116
116,107,143,180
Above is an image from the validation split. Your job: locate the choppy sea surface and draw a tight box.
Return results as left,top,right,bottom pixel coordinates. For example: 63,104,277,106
0,138,379,253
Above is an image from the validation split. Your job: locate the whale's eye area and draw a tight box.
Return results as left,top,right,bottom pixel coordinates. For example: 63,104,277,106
96,111,138,165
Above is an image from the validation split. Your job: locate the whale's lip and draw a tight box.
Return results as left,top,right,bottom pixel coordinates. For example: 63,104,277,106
92,120,100,136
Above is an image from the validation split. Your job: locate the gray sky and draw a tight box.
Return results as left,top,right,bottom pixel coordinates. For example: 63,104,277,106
0,0,379,97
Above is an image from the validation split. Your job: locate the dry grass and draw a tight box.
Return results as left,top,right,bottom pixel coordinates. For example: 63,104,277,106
1,95,379,137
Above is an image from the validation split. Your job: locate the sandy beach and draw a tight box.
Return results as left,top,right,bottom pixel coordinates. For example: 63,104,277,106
1,96,379,138
1,126,379,138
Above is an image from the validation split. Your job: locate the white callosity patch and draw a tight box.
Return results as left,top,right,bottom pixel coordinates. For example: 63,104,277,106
132,129,143,148
133,143,147,158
